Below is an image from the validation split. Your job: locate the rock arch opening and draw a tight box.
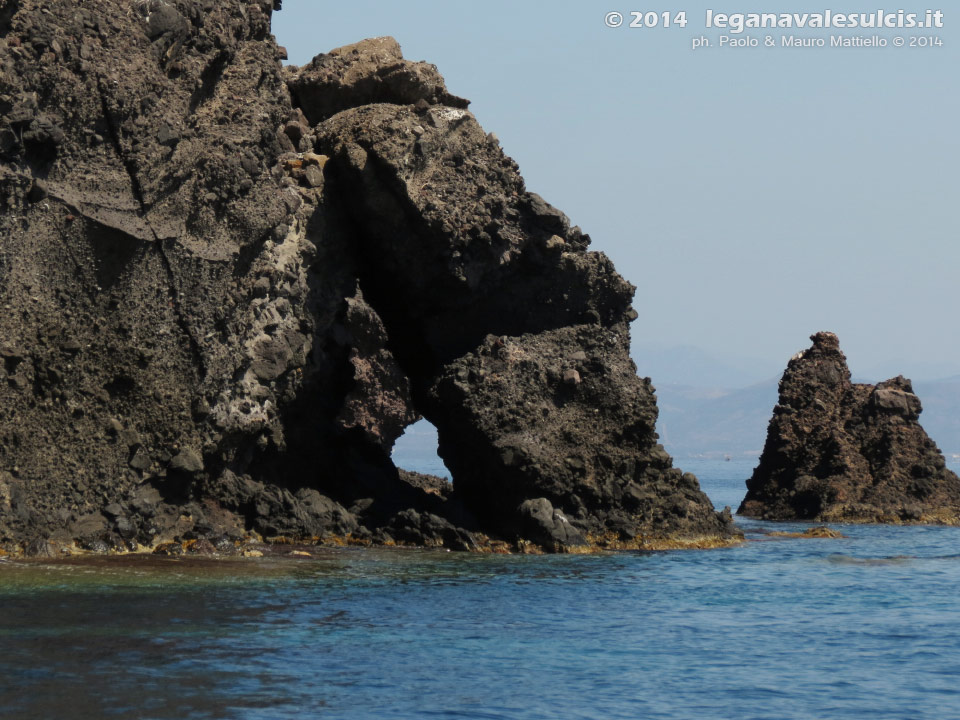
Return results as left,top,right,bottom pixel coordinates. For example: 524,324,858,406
392,418,451,483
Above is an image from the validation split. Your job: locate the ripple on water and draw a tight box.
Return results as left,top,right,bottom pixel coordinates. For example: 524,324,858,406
2,460,960,719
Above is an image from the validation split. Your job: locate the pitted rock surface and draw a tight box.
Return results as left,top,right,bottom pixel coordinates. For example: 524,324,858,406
0,2,735,555
740,332,960,524
288,36,469,125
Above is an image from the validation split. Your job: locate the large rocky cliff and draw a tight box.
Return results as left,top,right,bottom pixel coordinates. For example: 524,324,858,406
0,0,736,556
740,332,960,524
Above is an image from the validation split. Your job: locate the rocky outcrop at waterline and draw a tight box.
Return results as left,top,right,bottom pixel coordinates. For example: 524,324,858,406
739,332,960,524
0,1,736,557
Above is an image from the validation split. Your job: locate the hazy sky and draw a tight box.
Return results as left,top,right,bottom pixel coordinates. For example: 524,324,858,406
273,1,958,383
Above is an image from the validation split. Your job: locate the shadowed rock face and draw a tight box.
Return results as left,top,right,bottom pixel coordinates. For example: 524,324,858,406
740,332,960,524
308,42,735,549
0,1,735,555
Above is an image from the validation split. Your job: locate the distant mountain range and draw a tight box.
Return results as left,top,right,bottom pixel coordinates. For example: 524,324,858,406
631,342,781,389
653,376,960,459
393,349,959,471
632,344,959,459
912,376,960,458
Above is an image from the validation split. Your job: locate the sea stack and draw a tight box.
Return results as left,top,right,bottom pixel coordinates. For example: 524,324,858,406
0,1,735,555
740,332,960,524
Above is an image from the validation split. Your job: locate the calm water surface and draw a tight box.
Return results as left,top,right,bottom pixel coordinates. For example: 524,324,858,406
2,459,960,720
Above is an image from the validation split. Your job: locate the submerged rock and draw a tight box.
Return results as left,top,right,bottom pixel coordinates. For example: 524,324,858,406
0,1,734,554
740,332,960,524
767,526,846,539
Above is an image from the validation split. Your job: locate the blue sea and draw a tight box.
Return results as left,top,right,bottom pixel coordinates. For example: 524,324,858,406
3,456,960,720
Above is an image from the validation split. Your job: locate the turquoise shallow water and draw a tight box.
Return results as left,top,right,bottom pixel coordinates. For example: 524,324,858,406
3,459,960,720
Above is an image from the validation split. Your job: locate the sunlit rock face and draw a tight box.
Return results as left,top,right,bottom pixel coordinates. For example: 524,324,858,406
0,3,734,555
740,332,960,525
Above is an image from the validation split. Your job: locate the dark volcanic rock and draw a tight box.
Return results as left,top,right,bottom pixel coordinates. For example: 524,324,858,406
288,37,469,126
0,3,735,554
309,44,735,550
0,0,411,553
429,328,731,548
739,332,960,524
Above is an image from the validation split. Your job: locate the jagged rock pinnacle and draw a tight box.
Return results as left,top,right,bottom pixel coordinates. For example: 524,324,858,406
740,332,960,524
